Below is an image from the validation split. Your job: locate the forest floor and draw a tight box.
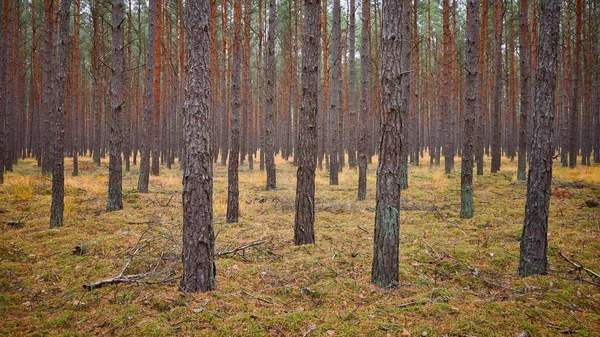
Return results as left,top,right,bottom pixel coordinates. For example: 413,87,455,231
1,154,599,336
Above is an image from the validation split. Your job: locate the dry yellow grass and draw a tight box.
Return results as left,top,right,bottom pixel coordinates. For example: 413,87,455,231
0,154,599,336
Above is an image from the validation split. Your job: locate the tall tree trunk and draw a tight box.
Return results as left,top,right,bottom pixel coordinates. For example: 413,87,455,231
181,0,215,293
151,0,162,176
264,0,277,190
0,0,4,184
357,0,370,201
461,0,480,219
519,0,560,277
227,0,242,223
107,0,124,211
294,0,320,246
42,0,56,174
442,0,454,173
475,0,488,175
243,0,252,169
50,0,71,228
137,0,157,192
517,0,531,180
328,0,341,185
71,0,80,176
491,0,503,173
347,0,356,169
569,0,582,168
594,2,600,163
371,0,409,289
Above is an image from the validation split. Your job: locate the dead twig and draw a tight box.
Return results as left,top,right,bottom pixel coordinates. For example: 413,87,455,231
216,240,268,257
559,252,600,285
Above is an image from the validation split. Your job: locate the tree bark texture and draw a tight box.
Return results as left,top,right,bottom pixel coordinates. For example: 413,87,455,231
328,0,341,185
294,0,320,246
517,0,531,181
460,0,479,219
181,0,215,293
107,0,124,211
137,0,157,192
227,0,242,223
519,0,560,277
491,0,502,173
50,0,71,228
372,0,410,289
264,0,277,190
357,0,370,201
347,0,356,169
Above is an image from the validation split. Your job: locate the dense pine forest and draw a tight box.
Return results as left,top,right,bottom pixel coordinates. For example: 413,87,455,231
1,0,599,335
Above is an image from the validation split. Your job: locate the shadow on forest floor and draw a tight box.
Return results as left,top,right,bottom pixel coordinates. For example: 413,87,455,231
0,153,599,336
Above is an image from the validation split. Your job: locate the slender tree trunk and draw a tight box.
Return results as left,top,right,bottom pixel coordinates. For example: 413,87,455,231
442,0,454,174
181,0,215,293
328,0,341,185
0,0,4,184
42,0,56,174
491,0,503,173
243,0,252,169
71,0,80,176
476,0,487,175
357,0,370,201
107,0,124,211
347,0,356,169
227,0,242,223
594,3,600,163
371,0,409,289
517,0,531,181
461,0,480,219
294,0,320,246
50,0,71,228
137,0,157,192
519,0,560,277
264,0,277,190
151,0,162,176
569,0,582,168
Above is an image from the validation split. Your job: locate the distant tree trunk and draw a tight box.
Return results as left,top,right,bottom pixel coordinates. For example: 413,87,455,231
294,0,320,246
0,0,5,184
258,0,264,171
461,0,479,219
151,0,162,176
220,0,229,166
180,0,215,293
490,0,503,173
475,0,488,175
442,0,454,174
357,0,370,201
3,0,14,172
227,0,242,223
371,0,409,289
71,0,80,176
137,0,157,193
519,0,560,277
347,0,356,169
594,3,600,163
517,0,531,181
569,0,582,168
42,0,56,174
107,0,124,211
328,0,341,185
50,0,71,228
264,0,276,190
318,0,329,171
243,0,252,170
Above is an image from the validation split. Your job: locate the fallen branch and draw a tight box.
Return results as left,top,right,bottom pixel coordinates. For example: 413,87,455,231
216,240,268,257
559,252,600,284
83,273,150,291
